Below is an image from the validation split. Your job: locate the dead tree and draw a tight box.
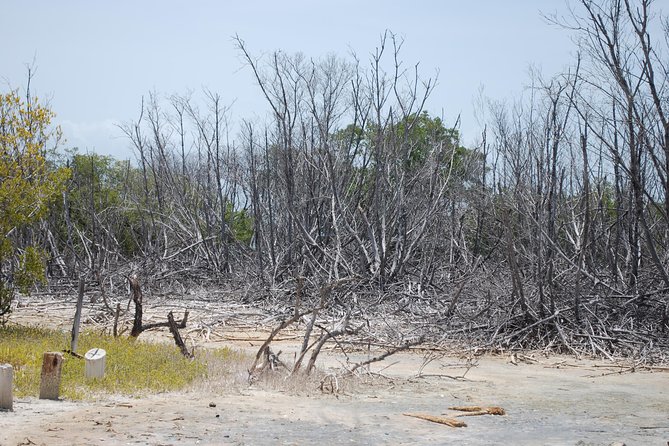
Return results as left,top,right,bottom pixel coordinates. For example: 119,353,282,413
127,274,190,356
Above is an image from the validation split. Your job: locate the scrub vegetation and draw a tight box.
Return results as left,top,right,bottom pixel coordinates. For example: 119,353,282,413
2,0,669,364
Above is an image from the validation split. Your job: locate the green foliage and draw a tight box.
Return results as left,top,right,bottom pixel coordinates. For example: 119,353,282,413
597,180,618,221
0,91,70,315
14,246,47,293
333,123,367,159
0,324,215,399
395,111,459,169
0,92,70,235
65,153,141,257
334,111,470,204
336,111,466,174
69,154,126,215
227,205,253,244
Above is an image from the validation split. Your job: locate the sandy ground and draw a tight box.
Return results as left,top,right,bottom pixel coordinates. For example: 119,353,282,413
1,294,668,445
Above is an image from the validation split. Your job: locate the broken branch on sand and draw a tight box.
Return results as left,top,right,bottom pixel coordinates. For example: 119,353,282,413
449,406,506,416
347,336,425,375
403,413,467,427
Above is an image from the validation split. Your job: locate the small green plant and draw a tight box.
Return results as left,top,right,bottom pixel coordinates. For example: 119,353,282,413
0,324,231,399
15,247,48,294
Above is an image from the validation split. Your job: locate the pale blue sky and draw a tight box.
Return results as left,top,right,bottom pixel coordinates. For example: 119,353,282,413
2,1,575,158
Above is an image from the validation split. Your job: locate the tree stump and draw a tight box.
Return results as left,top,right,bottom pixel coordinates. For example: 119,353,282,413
0,363,13,410
39,352,63,400
84,348,106,379
129,274,143,337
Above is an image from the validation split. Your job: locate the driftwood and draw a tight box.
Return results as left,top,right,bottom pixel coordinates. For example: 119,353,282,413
292,306,361,375
450,406,506,416
137,311,189,333
403,413,467,428
248,346,287,382
304,323,362,375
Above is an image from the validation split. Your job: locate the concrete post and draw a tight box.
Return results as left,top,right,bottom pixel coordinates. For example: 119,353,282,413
0,363,13,410
39,352,63,400
84,348,106,379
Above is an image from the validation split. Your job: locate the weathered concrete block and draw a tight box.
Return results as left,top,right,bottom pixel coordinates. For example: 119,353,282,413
39,352,63,400
0,363,13,410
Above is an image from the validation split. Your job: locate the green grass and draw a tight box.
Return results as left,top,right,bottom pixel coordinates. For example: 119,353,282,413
0,324,212,399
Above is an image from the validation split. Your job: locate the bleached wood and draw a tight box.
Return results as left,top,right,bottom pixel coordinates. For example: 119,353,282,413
70,278,85,353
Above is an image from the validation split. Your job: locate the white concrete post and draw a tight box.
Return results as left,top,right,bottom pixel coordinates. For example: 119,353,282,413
84,348,106,379
0,363,13,410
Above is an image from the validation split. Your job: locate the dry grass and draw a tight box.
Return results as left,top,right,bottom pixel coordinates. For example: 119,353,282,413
189,347,250,393
0,316,365,402
245,357,359,397
0,323,247,399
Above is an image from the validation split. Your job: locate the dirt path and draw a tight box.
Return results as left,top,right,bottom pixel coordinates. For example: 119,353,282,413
2,294,668,445
2,352,668,445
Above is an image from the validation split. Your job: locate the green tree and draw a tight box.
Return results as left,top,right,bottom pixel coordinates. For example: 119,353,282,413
68,153,141,258
393,112,481,185
0,91,70,317
334,111,470,201
226,204,253,245
336,111,467,175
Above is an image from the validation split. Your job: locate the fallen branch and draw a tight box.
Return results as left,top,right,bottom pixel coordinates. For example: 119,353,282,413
140,311,189,332
450,406,506,416
248,305,326,374
348,336,425,374
503,310,560,344
403,413,466,428
62,349,84,359
168,311,193,358
128,274,189,337
304,324,363,375
248,346,287,383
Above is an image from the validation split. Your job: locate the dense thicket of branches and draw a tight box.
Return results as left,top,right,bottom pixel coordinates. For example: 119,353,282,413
5,0,668,356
